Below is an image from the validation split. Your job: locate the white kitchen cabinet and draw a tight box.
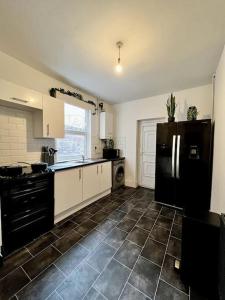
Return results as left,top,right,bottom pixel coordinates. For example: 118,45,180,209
83,162,112,201
83,164,100,201
99,161,112,192
0,78,43,110
33,95,64,138
55,168,82,216
100,112,113,139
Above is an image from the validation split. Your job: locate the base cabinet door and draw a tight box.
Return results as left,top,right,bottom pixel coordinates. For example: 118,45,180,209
100,162,112,192
83,164,100,201
54,168,82,216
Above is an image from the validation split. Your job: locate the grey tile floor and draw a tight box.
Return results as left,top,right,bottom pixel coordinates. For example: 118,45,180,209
0,187,190,300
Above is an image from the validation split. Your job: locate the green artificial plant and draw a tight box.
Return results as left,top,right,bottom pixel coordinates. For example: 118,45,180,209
166,93,176,122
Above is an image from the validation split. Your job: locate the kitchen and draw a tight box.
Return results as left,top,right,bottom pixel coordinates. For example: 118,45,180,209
0,1,225,300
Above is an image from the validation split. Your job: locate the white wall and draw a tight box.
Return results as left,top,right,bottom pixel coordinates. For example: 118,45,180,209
114,84,213,187
0,51,113,165
211,46,225,214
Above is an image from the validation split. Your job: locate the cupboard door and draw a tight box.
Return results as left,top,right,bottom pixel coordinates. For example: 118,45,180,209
100,112,113,139
100,162,112,192
73,168,83,206
83,164,100,201
43,95,64,138
54,168,82,216
0,78,43,110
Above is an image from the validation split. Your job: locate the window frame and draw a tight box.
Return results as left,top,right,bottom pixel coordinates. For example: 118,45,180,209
56,103,91,162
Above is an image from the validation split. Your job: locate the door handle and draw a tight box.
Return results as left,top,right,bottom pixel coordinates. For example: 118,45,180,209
172,135,176,178
97,165,98,174
101,165,103,173
79,169,81,180
176,135,181,179
10,97,28,103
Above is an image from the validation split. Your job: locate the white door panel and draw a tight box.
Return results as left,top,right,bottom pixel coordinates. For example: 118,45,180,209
138,119,163,189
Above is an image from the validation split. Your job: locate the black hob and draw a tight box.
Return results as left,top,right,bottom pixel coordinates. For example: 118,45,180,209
0,165,53,181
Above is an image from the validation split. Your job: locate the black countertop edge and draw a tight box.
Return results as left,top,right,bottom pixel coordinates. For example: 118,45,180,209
105,157,125,161
48,158,110,172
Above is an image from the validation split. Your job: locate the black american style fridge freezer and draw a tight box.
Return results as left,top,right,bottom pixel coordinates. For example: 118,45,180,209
155,119,213,211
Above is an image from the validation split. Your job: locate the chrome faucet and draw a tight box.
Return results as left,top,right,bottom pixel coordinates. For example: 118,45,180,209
82,155,85,162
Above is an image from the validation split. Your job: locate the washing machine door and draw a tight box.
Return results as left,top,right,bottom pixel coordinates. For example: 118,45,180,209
115,164,125,185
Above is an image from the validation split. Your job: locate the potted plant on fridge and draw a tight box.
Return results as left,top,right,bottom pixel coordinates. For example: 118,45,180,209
166,93,176,122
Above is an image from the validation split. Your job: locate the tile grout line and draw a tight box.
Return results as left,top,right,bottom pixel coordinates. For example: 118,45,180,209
126,282,153,300
50,230,61,239
44,274,65,300
48,252,96,299
14,236,87,299
85,260,102,275
81,204,146,300
137,253,162,269
20,265,32,281
55,290,64,300
53,218,122,295
53,263,67,278
50,244,63,255
160,278,189,297
18,219,111,300
9,190,177,300
19,244,62,271
113,257,132,271
153,210,177,300
0,249,35,283
166,252,181,261
8,189,130,299
117,205,163,300
24,246,34,258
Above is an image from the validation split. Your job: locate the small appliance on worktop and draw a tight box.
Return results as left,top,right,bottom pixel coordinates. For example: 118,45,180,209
0,165,54,257
103,148,120,159
102,147,125,190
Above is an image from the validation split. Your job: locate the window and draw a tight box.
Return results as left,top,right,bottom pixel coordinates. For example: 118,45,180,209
56,103,90,161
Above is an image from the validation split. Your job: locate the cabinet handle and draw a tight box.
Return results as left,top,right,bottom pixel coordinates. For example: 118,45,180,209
10,97,28,103
47,124,50,136
101,165,103,173
79,169,81,180
97,165,98,174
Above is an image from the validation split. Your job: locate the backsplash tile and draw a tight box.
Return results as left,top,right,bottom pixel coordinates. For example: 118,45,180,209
0,105,104,165
0,105,54,165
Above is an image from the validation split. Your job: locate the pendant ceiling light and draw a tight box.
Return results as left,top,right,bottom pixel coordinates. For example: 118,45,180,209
115,41,123,73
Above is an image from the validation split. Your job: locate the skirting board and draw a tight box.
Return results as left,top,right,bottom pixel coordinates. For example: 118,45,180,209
54,189,111,224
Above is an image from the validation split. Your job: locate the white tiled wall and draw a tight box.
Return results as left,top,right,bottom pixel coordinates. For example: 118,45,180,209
0,105,106,165
0,105,54,165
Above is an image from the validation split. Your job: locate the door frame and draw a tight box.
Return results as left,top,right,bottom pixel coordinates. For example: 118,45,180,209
137,118,165,189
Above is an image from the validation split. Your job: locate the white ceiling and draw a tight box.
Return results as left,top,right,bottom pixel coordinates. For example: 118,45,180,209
0,0,225,103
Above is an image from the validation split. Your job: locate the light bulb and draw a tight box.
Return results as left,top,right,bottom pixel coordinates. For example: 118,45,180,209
115,63,123,73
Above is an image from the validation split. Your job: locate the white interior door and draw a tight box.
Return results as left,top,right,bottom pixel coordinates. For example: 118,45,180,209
138,119,163,189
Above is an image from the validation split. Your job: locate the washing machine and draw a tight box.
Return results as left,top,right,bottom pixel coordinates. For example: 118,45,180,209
112,158,125,190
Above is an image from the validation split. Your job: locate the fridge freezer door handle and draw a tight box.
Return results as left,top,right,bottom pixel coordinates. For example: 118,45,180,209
172,135,176,178
176,135,181,178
